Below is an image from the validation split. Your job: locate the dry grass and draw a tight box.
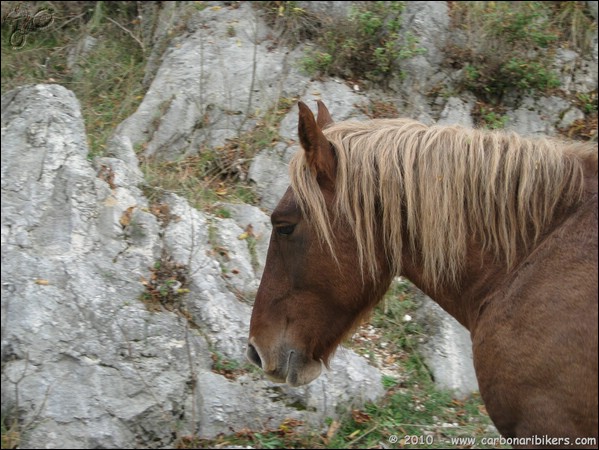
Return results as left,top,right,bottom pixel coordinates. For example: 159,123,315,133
1,1,148,158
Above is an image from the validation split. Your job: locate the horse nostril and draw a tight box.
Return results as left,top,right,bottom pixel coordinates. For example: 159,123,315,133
246,343,262,368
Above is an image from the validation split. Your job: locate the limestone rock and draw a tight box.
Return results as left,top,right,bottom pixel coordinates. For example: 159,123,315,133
1,84,388,449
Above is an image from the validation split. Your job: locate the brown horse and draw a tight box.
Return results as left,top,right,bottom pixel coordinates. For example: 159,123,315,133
247,100,598,446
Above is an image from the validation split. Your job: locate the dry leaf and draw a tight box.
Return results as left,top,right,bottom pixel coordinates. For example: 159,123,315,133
326,419,341,441
238,224,255,240
352,409,371,424
119,206,135,228
384,355,396,364
215,183,228,196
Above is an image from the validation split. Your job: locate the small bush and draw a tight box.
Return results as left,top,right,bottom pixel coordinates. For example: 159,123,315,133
293,1,425,86
448,1,597,103
254,1,322,46
447,1,564,102
471,102,509,129
257,0,427,89
140,251,189,313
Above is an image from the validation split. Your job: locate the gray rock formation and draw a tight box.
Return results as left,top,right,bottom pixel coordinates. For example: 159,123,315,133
1,84,384,449
416,298,479,399
2,84,193,448
109,2,305,163
391,1,451,117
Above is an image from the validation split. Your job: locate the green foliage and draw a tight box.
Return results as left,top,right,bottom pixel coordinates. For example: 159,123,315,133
481,1,559,46
480,110,509,130
300,50,333,75
472,103,510,130
501,58,560,91
576,92,598,114
252,432,287,449
450,1,597,104
211,351,241,373
448,1,566,102
298,1,425,86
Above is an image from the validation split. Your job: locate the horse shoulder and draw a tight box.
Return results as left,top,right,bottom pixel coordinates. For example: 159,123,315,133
471,196,598,440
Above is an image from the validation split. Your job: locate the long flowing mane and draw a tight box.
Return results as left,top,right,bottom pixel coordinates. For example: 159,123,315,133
290,118,597,287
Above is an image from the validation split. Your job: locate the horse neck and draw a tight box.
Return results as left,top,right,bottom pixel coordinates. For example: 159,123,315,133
395,140,597,331
400,239,507,331
400,181,596,331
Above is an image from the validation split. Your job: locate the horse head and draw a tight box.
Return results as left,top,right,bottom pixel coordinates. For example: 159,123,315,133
246,101,393,386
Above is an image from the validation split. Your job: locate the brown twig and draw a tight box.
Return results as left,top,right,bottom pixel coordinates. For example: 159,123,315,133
106,16,145,54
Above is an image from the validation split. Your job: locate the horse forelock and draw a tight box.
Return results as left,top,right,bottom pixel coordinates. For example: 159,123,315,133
289,118,596,288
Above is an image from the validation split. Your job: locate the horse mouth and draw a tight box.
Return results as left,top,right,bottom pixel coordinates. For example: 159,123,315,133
272,351,323,386
263,349,295,384
246,343,323,386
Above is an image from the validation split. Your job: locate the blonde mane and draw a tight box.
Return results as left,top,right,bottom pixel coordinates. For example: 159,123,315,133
289,118,597,287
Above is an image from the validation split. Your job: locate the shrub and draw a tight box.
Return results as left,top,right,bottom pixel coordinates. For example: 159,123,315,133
255,1,427,87
448,1,596,103
253,1,322,46
289,1,424,86
447,1,565,102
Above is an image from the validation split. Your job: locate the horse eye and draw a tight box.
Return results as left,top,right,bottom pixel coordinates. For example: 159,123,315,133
276,224,296,236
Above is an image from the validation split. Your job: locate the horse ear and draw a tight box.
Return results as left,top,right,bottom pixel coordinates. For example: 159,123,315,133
298,101,336,185
316,100,333,128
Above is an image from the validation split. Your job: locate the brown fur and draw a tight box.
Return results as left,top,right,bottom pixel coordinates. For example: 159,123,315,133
248,101,598,447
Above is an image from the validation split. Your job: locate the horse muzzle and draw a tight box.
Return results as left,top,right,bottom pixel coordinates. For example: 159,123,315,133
246,339,323,386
